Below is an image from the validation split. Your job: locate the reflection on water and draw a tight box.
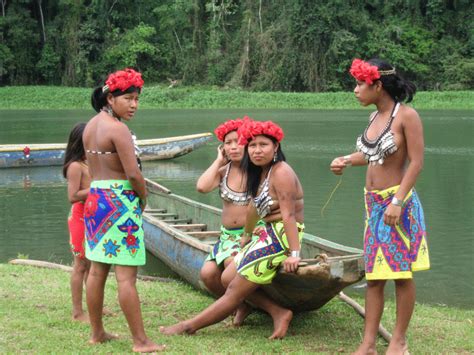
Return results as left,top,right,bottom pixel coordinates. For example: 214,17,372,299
0,108,472,308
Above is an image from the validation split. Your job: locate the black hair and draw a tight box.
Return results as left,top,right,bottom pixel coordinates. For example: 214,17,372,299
240,135,286,197
91,84,141,112
63,122,87,178
368,58,417,103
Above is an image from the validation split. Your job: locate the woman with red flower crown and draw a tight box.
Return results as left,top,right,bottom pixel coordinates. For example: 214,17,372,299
330,58,430,355
196,117,262,326
160,119,304,340
83,69,164,352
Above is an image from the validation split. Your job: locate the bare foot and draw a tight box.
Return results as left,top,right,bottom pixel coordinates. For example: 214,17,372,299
386,340,408,355
72,312,89,323
268,309,293,340
133,339,166,353
233,303,252,327
89,332,119,344
352,342,377,355
159,322,194,336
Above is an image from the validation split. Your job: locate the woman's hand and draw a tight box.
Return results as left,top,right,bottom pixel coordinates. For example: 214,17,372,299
217,145,228,165
283,256,301,273
384,203,401,226
239,234,251,249
330,156,347,175
139,198,147,211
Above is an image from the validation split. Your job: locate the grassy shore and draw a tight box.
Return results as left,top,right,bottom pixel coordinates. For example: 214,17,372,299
1,264,472,354
0,85,473,110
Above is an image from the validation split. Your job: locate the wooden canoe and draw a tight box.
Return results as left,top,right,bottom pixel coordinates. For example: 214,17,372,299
143,178,365,312
0,132,212,168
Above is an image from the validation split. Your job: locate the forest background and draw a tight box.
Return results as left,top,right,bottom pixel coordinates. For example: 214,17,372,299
0,0,473,92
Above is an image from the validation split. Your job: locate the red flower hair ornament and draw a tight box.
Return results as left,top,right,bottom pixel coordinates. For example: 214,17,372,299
103,68,144,93
349,59,396,85
237,119,284,145
214,118,245,142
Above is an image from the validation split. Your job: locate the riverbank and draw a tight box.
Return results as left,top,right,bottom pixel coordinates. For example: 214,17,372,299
0,86,473,110
1,263,472,353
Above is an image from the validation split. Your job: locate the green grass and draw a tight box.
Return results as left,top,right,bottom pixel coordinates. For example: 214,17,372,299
1,264,472,353
0,85,473,110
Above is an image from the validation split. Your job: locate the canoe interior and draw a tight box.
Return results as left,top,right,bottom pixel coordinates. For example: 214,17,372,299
144,179,365,312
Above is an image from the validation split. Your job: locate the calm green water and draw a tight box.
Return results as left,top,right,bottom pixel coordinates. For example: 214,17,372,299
0,109,472,308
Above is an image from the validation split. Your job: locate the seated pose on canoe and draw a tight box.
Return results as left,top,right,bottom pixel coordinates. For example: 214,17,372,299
83,68,164,353
330,58,430,355
63,122,91,323
196,118,259,325
161,119,304,339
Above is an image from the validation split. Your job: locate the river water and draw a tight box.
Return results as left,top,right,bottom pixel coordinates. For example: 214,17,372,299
0,108,472,308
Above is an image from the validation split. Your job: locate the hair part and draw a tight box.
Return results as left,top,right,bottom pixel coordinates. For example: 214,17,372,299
241,135,286,197
368,58,417,103
63,122,87,178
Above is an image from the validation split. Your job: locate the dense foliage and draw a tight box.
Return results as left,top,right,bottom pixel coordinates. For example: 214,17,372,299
0,0,472,91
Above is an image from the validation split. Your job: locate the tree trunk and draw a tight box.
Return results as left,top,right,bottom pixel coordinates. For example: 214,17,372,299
37,0,46,42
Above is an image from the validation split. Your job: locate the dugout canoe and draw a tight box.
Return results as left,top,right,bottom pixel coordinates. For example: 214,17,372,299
0,132,212,168
143,178,365,312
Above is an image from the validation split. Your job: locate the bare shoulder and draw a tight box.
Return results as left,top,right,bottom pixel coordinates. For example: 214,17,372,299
272,162,296,180
399,104,420,122
66,161,82,178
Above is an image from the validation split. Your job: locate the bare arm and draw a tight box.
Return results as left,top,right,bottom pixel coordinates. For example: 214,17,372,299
273,165,303,273
66,162,89,203
112,123,146,204
196,145,228,193
384,109,424,226
395,110,424,200
273,166,301,253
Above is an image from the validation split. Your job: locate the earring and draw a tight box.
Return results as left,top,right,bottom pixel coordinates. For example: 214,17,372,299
273,152,277,162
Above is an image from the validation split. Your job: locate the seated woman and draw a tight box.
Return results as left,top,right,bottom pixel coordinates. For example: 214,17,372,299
197,118,255,325
160,119,304,339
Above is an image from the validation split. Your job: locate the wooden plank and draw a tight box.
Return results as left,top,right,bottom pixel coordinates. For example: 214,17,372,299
144,208,166,213
162,218,192,223
171,224,207,231
148,212,177,218
187,231,221,238
145,179,171,194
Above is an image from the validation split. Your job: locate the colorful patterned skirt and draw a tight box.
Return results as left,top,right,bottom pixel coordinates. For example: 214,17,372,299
206,226,245,266
84,180,145,266
68,201,85,259
235,221,305,285
364,185,430,280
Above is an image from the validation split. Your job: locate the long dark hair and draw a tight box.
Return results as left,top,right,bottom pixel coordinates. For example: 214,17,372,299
240,135,286,197
63,122,86,178
368,58,417,103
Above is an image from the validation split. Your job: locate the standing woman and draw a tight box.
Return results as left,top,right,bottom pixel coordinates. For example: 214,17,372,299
63,122,91,322
330,58,430,355
160,120,305,339
83,68,163,353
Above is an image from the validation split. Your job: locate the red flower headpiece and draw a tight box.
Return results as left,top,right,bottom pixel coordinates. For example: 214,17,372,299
349,59,396,85
237,119,284,145
349,59,381,85
103,68,144,93
214,118,245,142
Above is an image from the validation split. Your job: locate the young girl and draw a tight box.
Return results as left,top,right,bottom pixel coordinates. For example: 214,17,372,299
63,122,91,323
160,120,305,339
83,68,163,352
330,58,430,355
196,118,254,325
